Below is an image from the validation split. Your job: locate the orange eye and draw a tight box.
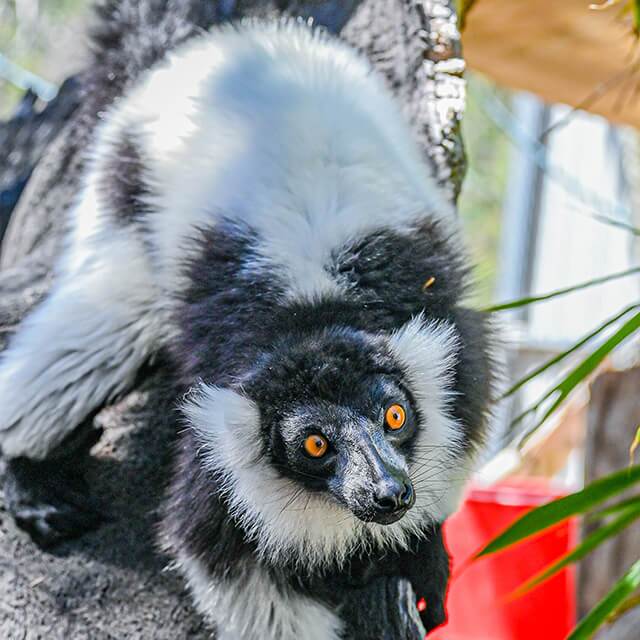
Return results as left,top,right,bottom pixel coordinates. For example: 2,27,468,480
385,404,406,431
304,434,329,458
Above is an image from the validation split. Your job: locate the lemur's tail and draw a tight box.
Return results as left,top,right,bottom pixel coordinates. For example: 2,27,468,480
89,0,223,94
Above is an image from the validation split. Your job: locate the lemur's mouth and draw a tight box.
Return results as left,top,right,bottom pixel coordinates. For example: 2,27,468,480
370,508,411,526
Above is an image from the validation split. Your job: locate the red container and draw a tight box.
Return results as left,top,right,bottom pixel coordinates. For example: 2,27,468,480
430,479,577,640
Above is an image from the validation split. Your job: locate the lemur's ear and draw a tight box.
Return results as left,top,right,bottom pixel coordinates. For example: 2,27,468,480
182,383,262,475
387,314,460,409
331,218,469,328
183,384,259,441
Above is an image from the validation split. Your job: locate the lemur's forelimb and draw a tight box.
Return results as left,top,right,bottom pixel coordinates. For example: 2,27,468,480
398,524,449,632
0,206,162,543
299,524,448,637
0,222,161,461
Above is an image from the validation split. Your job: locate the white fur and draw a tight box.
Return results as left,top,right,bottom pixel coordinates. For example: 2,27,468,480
178,552,343,640
388,315,467,518
0,216,164,458
182,317,461,570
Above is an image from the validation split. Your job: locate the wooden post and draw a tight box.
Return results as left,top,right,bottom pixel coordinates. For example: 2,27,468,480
582,369,640,639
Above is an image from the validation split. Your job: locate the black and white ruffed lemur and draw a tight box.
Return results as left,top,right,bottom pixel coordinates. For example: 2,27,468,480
0,1,495,638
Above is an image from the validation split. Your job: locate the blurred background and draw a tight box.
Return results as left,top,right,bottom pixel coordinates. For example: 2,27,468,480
1,1,639,639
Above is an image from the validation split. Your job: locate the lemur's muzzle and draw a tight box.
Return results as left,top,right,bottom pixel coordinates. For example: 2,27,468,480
351,434,416,525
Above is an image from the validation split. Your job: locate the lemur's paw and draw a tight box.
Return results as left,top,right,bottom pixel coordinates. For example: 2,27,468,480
4,456,105,549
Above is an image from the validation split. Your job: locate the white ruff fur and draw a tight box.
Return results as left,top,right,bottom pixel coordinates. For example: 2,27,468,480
178,553,343,640
388,315,467,518
183,317,462,570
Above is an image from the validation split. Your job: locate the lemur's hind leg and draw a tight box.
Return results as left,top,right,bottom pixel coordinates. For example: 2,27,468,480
0,228,163,546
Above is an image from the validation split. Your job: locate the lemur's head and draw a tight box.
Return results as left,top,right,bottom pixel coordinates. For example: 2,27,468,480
183,316,464,561
245,326,423,526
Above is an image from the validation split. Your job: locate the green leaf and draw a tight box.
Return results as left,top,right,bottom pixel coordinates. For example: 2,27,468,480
568,558,640,640
513,309,640,448
502,303,640,399
606,592,640,625
483,267,640,313
513,504,640,596
631,425,640,466
633,0,640,37
455,0,476,29
475,465,640,559
588,495,640,521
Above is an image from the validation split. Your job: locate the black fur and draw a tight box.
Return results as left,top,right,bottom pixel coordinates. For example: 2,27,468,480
4,419,105,548
90,0,219,94
172,219,287,387
99,127,155,226
330,218,470,326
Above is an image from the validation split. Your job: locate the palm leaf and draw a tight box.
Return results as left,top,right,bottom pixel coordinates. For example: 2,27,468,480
568,558,640,640
512,504,640,597
483,267,640,313
475,465,640,558
512,310,640,447
502,303,640,399
588,495,640,521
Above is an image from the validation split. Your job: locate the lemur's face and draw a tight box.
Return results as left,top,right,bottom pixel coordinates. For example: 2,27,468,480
247,328,422,525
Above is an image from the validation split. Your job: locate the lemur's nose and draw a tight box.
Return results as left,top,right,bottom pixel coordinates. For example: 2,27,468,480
373,478,415,514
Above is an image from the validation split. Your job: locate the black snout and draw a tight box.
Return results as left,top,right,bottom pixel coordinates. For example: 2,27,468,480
372,476,415,525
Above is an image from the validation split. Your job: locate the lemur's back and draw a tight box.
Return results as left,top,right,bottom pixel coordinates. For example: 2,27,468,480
80,22,453,298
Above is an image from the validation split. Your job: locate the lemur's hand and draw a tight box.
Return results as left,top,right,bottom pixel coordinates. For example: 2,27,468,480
417,585,447,635
398,523,450,634
338,576,427,640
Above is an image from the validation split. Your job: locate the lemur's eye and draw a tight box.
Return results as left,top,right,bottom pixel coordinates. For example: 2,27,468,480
304,434,328,458
385,404,406,431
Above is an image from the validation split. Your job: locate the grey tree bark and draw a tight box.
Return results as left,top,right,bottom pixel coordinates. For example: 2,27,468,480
0,1,465,637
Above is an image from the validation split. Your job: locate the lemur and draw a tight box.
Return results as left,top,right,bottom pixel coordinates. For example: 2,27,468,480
0,1,494,638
